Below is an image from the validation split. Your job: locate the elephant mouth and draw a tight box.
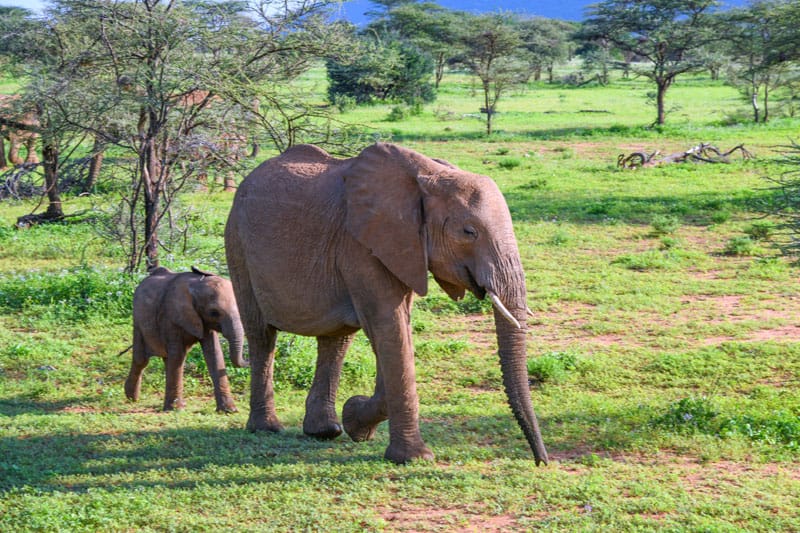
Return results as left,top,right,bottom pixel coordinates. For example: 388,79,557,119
464,267,487,299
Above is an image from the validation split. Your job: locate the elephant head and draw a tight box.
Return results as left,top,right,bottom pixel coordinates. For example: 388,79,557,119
344,143,548,465
185,267,248,368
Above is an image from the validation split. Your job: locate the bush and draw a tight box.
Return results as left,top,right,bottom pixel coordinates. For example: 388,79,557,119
527,351,580,384
0,266,139,323
650,214,680,235
498,157,522,170
723,236,757,256
744,220,776,241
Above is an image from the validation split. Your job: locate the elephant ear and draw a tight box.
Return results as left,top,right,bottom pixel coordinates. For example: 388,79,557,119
344,143,428,296
175,281,205,339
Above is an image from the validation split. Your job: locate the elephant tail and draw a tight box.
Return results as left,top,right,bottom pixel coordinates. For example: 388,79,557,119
116,344,133,357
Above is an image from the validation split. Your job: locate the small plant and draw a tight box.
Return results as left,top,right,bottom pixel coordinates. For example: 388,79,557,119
495,147,510,155
332,93,356,113
744,220,776,241
711,210,731,224
652,397,718,434
650,214,680,235
386,106,407,122
723,235,757,256
498,157,522,170
659,236,680,250
518,178,548,190
527,351,580,384
548,230,571,246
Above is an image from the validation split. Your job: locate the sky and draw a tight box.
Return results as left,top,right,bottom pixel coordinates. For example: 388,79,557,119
0,0,747,22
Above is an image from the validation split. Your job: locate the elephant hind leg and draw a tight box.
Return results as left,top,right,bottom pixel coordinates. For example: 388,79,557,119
303,334,354,439
124,328,149,402
163,344,188,411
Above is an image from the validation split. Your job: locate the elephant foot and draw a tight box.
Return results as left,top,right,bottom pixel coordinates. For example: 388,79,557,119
342,395,385,442
124,377,140,401
163,398,186,411
384,441,435,465
216,403,238,414
246,413,284,433
303,414,343,440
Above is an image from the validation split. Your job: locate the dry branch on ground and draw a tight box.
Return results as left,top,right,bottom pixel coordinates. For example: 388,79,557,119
617,143,753,169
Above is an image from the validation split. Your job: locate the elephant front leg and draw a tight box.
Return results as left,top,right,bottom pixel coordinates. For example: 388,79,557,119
346,296,434,464
342,363,387,442
163,344,189,411
246,325,283,432
303,334,354,439
201,333,237,413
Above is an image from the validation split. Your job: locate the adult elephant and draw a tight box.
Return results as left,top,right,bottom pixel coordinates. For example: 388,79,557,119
224,142,548,465
0,94,39,170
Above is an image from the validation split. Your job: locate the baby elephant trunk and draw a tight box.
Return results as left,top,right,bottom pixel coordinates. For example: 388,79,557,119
222,318,248,368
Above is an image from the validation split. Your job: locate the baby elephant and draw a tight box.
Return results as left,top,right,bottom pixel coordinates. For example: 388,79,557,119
124,266,248,412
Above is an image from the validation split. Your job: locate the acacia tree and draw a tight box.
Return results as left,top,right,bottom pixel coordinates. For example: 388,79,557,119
582,0,719,125
452,13,525,135
35,0,347,271
723,0,799,122
516,17,576,83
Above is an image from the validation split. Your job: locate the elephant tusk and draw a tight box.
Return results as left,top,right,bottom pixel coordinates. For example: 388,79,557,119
488,291,522,329
527,307,534,317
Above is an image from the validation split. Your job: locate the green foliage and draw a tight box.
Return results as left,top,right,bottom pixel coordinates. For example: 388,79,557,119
527,351,581,384
744,220,776,241
653,397,800,448
326,39,435,106
0,266,138,323
650,214,680,235
497,157,522,170
723,235,758,256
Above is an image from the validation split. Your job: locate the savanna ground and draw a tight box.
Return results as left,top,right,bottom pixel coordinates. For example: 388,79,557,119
1,69,799,531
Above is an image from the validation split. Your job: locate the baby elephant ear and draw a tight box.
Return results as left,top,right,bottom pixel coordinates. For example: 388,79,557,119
177,282,206,339
344,143,428,296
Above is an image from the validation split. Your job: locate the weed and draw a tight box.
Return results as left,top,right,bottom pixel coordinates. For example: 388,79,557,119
527,351,580,384
744,220,776,241
723,235,758,256
650,214,680,235
498,157,522,170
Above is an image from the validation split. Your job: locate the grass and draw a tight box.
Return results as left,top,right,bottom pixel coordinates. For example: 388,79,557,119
1,69,800,530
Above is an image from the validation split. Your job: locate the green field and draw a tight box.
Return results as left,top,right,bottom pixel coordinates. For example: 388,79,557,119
1,72,799,531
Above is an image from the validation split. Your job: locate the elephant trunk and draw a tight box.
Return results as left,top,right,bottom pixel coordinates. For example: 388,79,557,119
494,306,548,465
222,318,248,368
484,257,548,466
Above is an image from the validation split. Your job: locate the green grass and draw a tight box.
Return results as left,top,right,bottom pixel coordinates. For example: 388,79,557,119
2,69,800,531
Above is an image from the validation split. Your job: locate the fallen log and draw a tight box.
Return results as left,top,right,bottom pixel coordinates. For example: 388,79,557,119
617,143,753,169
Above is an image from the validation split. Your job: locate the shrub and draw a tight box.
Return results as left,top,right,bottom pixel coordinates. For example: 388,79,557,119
650,214,680,235
498,157,522,170
652,397,718,433
744,220,776,241
527,351,580,384
723,236,757,256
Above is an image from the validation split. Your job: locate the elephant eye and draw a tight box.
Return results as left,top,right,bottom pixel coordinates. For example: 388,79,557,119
209,309,221,318
463,225,478,239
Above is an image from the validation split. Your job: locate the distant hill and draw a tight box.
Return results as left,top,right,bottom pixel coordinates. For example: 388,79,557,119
333,0,749,25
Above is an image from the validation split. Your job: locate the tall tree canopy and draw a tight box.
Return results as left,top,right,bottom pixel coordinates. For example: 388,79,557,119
582,0,720,125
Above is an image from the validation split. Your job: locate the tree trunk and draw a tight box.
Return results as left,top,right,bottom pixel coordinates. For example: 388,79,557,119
85,136,105,193
763,85,769,123
751,90,760,123
42,141,63,219
656,81,668,125
142,138,160,268
0,135,7,169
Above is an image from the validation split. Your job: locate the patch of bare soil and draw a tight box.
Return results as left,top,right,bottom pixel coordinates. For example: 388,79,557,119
379,505,518,532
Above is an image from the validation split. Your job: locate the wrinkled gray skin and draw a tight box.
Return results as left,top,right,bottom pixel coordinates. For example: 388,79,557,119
225,142,547,465
124,267,248,412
